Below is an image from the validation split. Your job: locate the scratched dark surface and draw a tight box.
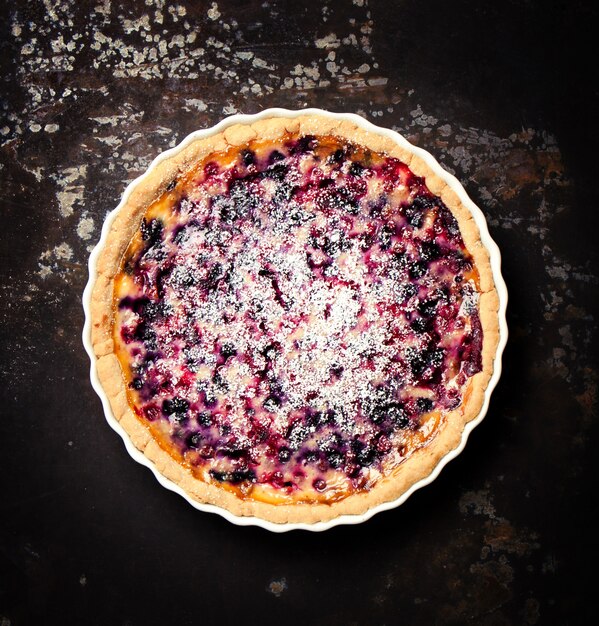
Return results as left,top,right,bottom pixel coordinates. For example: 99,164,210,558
1,1,598,624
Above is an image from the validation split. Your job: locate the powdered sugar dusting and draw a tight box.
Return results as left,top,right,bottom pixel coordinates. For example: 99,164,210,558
114,135,482,499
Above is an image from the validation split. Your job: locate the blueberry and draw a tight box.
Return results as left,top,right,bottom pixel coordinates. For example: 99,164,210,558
396,283,418,302
356,446,376,467
303,450,320,464
186,432,203,449
349,162,365,177
220,343,237,360
278,447,291,463
134,323,157,349
292,135,316,154
410,317,429,334
416,397,434,413
330,363,344,379
231,469,256,483
418,299,438,318
326,450,344,468
130,377,144,391
209,469,256,484
328,148,345,164
221,445,247,460
268,150,285,164
263,394,283,413
420,241,441,262
162,397,189,418
140,218,163,247
241,149,255,166
266,162,288,181
197,411,212,427
409,261,427,280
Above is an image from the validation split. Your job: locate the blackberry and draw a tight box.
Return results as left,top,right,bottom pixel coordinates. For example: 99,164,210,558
330,363,344,380
379,224,395,251
411,194,437,212
318,178,334,188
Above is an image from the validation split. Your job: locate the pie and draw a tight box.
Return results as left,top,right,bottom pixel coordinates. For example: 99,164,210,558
89,114,501,525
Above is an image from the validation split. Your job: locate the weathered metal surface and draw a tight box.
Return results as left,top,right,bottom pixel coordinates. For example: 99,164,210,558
1,1,597,624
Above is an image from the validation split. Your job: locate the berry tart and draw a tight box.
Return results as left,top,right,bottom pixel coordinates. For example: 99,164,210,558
87,111,503,526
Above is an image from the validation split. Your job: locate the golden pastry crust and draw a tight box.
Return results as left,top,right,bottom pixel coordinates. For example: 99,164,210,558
89,114,501,525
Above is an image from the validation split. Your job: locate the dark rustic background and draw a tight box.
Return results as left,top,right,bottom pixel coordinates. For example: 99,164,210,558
1,1,598,624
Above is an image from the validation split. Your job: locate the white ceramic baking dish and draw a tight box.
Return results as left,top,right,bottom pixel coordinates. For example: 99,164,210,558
82,107,508,532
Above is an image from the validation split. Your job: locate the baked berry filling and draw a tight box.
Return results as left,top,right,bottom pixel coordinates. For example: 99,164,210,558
114,134,483,504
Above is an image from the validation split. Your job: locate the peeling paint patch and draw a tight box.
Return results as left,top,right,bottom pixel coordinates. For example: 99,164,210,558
459,490,496,518
38,243,74,279
52,165,88,218
76,215,95,241
266,577,287,597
